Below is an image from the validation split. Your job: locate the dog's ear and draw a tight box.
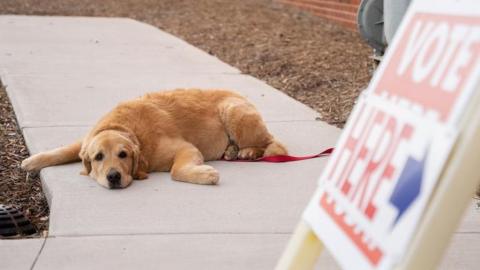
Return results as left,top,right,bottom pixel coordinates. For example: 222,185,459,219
122,131,148,180
132,144,148,180
79,141,91,176
80,157,92,176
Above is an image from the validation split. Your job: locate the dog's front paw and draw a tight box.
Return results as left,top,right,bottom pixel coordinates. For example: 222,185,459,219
193,165,220,185
171,164,220,185
21,156,42,172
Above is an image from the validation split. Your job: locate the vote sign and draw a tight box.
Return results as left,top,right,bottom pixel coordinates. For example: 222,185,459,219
371,11,480,123
303,0,480,269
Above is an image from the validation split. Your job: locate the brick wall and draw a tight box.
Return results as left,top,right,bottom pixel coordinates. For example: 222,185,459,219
278,0,361,31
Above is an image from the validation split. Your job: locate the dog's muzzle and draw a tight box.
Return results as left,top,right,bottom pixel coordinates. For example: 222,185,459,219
107,169,122,188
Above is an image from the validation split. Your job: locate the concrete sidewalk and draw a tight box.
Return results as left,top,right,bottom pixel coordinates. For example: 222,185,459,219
0,16,478,269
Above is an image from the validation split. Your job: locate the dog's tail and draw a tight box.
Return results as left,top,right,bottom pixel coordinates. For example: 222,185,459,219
264,139,288,157
21,140,82,172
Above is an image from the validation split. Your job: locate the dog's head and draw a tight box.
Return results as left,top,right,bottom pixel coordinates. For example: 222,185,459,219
79,128,147,189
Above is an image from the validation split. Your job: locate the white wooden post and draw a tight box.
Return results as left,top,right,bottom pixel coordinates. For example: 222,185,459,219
276,221,323,270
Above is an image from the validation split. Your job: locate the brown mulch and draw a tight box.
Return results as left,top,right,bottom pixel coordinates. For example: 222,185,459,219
0,0,373,236
0,83,49,237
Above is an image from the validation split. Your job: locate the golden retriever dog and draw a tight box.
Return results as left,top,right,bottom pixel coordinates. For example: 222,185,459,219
21,89,287,189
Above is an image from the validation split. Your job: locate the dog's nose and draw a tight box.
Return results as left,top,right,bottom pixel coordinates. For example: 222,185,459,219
107,169,121,188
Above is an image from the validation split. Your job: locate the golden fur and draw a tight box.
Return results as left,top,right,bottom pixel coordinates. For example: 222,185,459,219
22,89,287,189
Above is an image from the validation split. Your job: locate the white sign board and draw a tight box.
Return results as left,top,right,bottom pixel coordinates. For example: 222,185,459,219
303,0,480,269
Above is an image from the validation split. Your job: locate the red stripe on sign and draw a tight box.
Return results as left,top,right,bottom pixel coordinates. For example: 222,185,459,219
320,192,383,266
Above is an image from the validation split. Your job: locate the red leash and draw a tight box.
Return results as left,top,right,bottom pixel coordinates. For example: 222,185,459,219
225,147,334,163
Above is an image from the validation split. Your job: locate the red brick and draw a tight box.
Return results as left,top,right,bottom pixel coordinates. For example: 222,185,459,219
277,0,361,31
306,0,359,13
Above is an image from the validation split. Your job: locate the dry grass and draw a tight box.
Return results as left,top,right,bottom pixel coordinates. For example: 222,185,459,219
0,83,49,236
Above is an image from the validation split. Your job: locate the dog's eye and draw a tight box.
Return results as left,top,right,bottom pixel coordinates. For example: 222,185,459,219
118,151,127,159
94,153,103,161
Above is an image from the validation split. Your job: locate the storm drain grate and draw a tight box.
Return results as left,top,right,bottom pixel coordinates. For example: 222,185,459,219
0,204,37,238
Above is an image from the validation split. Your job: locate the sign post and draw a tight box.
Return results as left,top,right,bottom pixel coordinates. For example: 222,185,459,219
276,0,480,269
275,221,324,269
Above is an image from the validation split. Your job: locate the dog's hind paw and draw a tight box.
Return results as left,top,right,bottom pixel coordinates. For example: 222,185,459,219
238,147,264,160
223,144,239,160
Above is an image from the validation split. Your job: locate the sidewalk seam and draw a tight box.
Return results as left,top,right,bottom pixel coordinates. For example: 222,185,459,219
30,236,47,270
51,232,292,238
22,124,91,129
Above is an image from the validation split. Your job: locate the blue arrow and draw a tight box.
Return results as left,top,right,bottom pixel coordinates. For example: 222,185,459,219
388,152,427,228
